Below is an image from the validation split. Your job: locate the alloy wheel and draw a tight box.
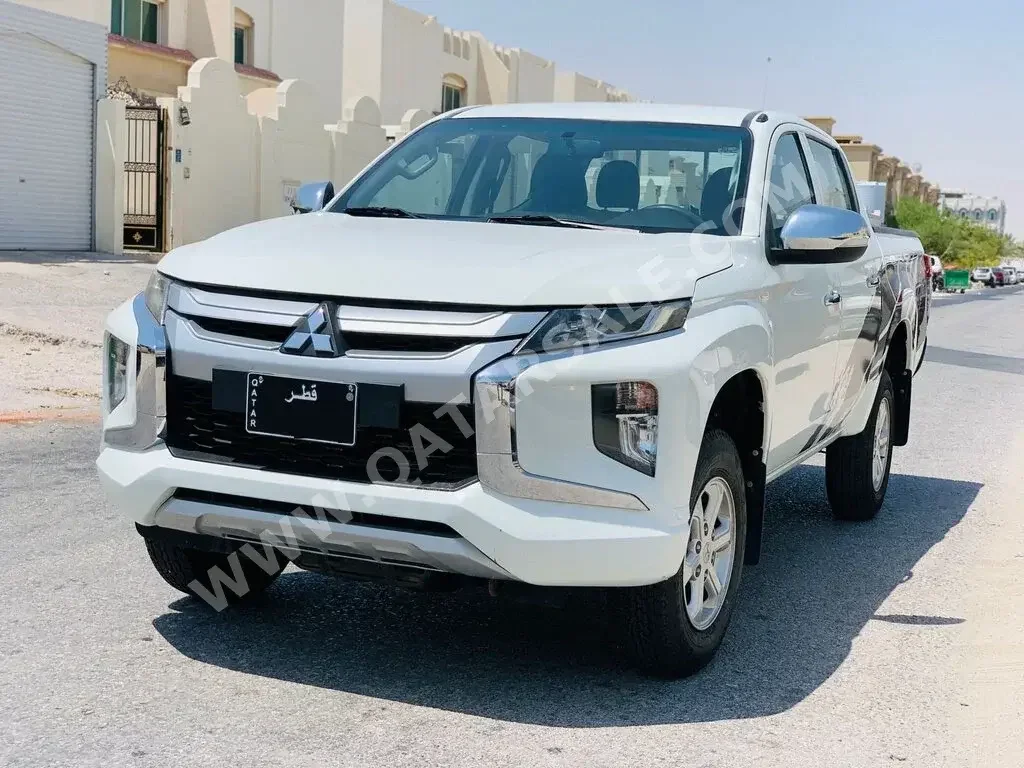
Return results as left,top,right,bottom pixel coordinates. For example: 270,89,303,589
872,397,891,491
683,477,737,631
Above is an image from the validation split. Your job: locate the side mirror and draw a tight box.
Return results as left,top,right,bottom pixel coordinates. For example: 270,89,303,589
774,204,870,263
292,181,335,214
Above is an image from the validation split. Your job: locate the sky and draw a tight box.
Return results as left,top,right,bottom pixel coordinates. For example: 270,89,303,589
402,0,1024,238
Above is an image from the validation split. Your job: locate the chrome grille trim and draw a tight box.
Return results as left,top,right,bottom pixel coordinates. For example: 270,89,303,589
343,347,475,361
170,284,316,326
181,316,282,351
166,311,520,403
165,284,546,356
335,305,547,338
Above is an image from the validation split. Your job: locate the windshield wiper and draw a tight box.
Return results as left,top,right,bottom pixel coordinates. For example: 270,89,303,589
342,206,422,219
486,214,611,230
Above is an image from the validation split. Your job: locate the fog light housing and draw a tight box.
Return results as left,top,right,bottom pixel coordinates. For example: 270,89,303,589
104,332,129,412
592,382,658,476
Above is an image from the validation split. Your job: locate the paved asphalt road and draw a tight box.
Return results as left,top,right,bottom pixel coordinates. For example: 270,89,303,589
2,288,1022,768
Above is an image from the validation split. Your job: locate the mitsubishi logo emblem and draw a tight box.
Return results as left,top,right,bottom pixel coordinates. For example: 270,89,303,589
281,302,346,357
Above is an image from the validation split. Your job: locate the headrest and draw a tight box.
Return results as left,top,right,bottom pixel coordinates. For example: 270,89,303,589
528,154,588,211
596,160,640,209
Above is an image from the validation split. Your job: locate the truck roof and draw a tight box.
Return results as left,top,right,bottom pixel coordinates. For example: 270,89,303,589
452,102,817,133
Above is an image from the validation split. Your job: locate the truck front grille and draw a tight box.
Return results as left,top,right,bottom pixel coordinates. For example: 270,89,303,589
165,375,478,489
184,315,492,354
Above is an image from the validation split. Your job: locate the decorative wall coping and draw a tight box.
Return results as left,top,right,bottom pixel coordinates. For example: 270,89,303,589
108,33,196,64
235,62,282,83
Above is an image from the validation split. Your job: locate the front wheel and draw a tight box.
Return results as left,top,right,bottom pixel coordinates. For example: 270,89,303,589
144,536,286,608
825,370,895,521
625,429,747,678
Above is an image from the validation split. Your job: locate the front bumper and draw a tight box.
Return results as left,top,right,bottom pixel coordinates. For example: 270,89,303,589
98,291,702,588
97,444,684,586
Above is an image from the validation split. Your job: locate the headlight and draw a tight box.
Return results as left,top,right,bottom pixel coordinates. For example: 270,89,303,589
592,382,658,476
143,272,172,323
516,300,690,354
104,332,129,412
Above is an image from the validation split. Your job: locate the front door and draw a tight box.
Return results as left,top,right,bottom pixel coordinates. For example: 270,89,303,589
762,129,841,474
802,135,884,426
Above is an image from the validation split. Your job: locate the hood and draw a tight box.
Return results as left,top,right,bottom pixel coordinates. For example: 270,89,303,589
158,214,736,306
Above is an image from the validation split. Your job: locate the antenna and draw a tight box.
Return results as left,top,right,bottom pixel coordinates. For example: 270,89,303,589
761,57,772,109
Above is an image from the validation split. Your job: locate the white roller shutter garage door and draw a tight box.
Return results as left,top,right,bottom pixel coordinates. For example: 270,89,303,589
0,31,94,250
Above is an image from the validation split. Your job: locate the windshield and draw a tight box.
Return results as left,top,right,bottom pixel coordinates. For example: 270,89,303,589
330,117,753,234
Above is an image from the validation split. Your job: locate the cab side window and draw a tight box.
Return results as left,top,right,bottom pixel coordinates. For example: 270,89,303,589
806,138,856,211
766,132,815,247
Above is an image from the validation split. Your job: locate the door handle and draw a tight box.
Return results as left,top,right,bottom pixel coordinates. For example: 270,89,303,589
824,289,842,306
866,273,881,287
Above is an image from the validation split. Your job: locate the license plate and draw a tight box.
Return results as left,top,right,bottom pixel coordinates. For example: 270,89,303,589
245,373,357,446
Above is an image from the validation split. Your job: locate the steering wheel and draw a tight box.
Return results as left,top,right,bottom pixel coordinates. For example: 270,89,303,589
638,204,705,227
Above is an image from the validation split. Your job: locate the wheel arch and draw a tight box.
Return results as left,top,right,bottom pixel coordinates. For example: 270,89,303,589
684,304,773,566
704,368,768,565
885,319,913,446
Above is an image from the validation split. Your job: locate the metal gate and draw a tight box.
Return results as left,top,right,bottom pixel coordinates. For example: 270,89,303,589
123,107,165,251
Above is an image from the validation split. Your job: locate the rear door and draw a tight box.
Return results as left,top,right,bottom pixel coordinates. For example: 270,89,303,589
762,129,842,473
802,135,884,426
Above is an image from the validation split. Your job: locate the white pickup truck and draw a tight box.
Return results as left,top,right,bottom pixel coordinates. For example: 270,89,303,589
98,103,928,677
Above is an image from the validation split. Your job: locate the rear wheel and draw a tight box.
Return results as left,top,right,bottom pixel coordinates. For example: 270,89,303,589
825,370,895,521
625,429,746,678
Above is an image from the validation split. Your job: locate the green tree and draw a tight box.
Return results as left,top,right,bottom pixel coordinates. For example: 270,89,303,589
890,198,1012,269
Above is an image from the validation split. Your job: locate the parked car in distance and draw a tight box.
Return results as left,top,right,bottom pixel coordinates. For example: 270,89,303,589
971,267,992,283
97,104,930,679
1001,266,1018,285
991,268,1006,287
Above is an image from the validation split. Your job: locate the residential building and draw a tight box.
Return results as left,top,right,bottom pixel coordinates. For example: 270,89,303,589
803,115,941,219
9,0,283,102
803,116,836,135
13,0,631,119
939,191,1007,234
217,0,346,114
106,0,286,100
554,71,632,103
8,0,108,24
872,155,899,215
339,0,631,126
834,135,882,183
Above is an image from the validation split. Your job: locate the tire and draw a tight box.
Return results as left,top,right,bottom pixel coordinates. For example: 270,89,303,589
825,369,895,521
144,537,285,607
625,429,747,678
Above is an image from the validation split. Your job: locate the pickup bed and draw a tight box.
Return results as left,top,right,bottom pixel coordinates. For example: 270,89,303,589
98,103,928,677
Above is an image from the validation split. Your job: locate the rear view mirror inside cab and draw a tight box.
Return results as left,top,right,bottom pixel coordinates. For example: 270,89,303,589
396,149,439,179
559,134,603,158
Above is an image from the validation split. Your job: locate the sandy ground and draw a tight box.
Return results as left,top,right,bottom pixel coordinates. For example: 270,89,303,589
0,252,153,422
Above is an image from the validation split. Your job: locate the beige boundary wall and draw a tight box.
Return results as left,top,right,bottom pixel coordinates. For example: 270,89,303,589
95,99,127,255
97,56,395,253
160,58,261,249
